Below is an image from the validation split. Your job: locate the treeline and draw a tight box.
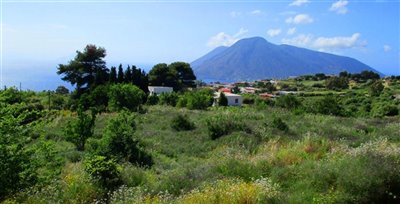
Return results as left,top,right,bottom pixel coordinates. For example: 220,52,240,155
57,45,195,95
296,70,380,82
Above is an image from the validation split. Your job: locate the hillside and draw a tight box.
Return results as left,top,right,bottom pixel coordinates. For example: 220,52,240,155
191,37,379,81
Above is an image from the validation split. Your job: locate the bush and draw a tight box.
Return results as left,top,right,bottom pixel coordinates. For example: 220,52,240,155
159,92,179,106
0,87,24,104
177,90,213,110
146,94,159,105
108,84,145,112
276,94,301,110
271,117,289,132
326,77,349,90
171,114,195,131
371,102,399,117
97,112,153,166
369,80,384,96
64,106,96,151
206,115,248,140
312,95,344,116
84,155,121,189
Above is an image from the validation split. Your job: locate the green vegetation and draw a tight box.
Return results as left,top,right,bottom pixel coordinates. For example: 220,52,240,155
1,45,400,203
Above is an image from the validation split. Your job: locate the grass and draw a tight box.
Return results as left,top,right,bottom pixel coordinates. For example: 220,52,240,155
5,103,400,203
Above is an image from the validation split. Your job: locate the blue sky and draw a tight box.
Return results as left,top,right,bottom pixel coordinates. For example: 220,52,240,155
1,0,399,90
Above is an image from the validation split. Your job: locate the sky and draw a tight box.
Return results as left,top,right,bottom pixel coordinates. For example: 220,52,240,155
1,0,399,90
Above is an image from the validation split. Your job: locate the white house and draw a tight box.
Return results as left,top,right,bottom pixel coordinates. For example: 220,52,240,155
148,86,173,96
214,92,243,106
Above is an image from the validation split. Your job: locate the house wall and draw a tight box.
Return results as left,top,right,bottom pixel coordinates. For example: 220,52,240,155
226,95,242,106
148,86,173,95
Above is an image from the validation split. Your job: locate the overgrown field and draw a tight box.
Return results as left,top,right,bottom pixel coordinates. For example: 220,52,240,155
2,102,400,203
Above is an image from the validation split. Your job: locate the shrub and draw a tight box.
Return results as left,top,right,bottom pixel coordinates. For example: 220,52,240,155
206,115,248,140
325,77,349,90
177,178,281,203
0,87,24,104
84,155,121,190
171,114,195,131
369,80,384,96
312,95,344,116
271,117,289,132
159,92,179,106
55,85,69,95
64,106,96,151
275,94,301,110
97,112,153,166
176,90,213,110
371,102,399,117
108,84,145,112
146,94,159,105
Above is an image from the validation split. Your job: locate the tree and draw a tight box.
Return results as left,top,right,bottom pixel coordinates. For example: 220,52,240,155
148,62,196,91
313,95,344,116
168,62,196,90
218,92,228,106
57,44,108,95
64,106,96,151
55,86,69,95
108,84,145,112
339,71,350,78
109,66,117,83
117,64,124,83
125,65,132,83
98,112,153,166
276,94,301,110
84,155,121,189
369,80,384,96
325,77,349,90
148,63,177,88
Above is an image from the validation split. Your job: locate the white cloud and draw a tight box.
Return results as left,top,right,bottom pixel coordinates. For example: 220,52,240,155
286,14,314,24
330,0,348,14
384,45,392,52
250,10,262,15
289,0,310,6
287,27,296,35
207,28,248,47
313,33,364,49
282,33,367,51
282,34,313,47
267,28,282,37
230,11,242,18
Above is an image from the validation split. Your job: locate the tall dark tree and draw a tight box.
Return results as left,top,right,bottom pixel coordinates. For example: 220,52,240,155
148,63,177,88
57,44,107,95
117,64,124,83
109,66,117,83
125,65,132,83
148,62,196,91
168,62,196,90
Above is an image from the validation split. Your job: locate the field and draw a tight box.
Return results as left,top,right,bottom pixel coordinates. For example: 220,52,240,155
2,88,400,203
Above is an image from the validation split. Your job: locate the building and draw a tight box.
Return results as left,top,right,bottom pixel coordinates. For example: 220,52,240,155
148,86,173,95
214,92,243,106
240,87,261,94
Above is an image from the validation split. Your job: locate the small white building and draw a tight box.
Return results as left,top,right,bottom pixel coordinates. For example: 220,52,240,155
214,92,243,106
148,86,173,96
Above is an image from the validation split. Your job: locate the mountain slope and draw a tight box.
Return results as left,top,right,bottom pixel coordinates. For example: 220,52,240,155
191,37,378,81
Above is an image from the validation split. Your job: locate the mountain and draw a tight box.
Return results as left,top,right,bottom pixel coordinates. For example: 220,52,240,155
191,37,379,81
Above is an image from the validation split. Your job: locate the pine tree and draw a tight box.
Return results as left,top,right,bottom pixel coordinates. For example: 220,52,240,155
125,65,132,83
109,66,117,83
218,92,228,106
117,64,124,83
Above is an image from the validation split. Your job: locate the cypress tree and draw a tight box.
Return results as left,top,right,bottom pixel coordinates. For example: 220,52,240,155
109,66,117,83
117,64,124,83
125,65,132,83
